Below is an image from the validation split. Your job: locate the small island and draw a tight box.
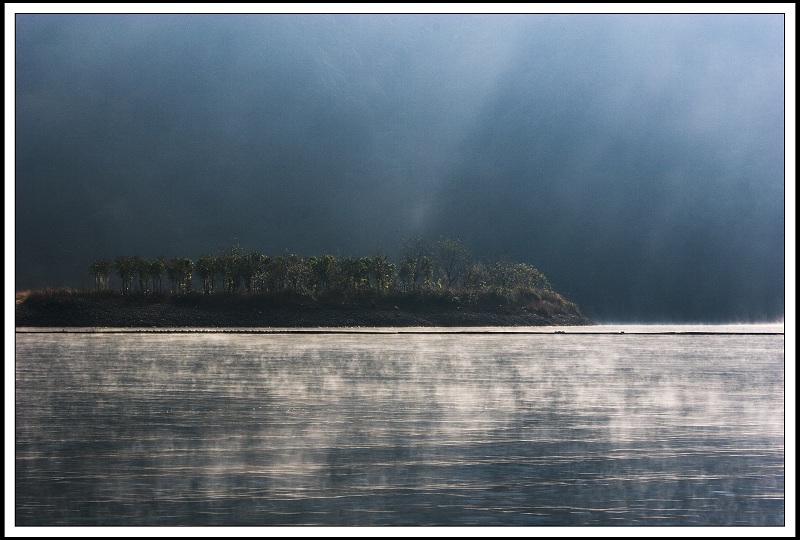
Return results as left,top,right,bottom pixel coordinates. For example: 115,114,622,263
15,238,593,328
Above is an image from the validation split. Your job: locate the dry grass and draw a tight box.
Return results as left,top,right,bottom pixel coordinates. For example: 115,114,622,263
17,287,103,303
15,290,32,304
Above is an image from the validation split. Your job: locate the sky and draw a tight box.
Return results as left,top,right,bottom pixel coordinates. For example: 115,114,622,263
9,6,792,322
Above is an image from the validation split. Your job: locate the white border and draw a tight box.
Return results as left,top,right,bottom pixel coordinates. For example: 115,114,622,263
6,4,795,537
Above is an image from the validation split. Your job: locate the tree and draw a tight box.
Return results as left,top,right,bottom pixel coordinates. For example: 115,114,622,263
253,252,271,292
88,245,557,308
483,259,515,290
285,253,311,293
149,256,166,294
196,254,216,295
399,255,415,290
133,256,151,295
435,237,470,288
167,257,193,294
114,256,136,295
370,254,396,293
419,255,433,288
265,256,287,292
311,254,337,294
509,262,552,291
89,259,113,291
463,261,489,291
400,235,433,290
246,251,269,293
212,255,225,293
222,245,246,293
338,256,371,292
469,259,552,293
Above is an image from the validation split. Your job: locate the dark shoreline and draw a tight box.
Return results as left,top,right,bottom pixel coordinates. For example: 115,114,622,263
15,292,594,328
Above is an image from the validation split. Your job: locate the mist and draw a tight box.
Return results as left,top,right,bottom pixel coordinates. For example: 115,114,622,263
13,13,786,322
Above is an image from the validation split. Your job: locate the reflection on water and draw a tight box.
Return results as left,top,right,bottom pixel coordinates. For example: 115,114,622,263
15,327,784,526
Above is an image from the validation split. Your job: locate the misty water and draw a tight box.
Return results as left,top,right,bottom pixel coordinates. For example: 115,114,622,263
15,325,784,527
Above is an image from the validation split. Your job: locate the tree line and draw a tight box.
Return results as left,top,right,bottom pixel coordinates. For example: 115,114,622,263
89,236,553,298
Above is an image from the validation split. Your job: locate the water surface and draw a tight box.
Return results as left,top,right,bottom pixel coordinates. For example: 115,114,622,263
15,325,785,526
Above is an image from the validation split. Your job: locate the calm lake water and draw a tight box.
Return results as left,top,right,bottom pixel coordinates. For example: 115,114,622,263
15,324,785,527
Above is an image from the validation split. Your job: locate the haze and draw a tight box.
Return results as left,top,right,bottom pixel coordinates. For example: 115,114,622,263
13,13,786,322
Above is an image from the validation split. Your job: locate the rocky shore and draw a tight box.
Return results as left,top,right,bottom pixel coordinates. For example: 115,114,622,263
15,291,594,328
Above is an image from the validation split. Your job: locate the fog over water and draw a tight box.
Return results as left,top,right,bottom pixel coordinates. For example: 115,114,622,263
14,328,785,526
12,10,787,321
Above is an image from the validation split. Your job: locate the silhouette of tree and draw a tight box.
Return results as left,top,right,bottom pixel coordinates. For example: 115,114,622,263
89,259,113,291
222,246,246,293
133,256,151,295
246,251,269,293
265,255,287,292
285,253,311,293
114,256,135,295
167,257,193,294
149,256,166,294
311,254,338,294
90,241,559,310
196,254,216,295
338,256,371,292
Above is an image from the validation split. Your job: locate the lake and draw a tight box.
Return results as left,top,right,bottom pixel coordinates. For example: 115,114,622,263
14,324,785,527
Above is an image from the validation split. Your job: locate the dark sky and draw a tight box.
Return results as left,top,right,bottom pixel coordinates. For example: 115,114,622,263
13,12,787,322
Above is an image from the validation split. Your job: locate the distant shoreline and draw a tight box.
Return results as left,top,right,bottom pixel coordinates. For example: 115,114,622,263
15,289,594,328
16,327,783,335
